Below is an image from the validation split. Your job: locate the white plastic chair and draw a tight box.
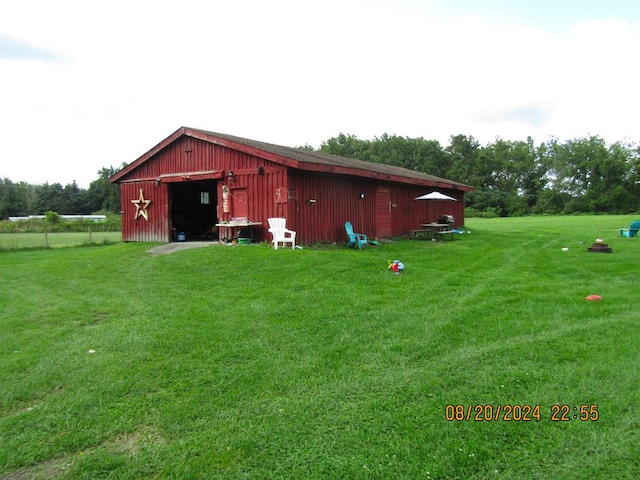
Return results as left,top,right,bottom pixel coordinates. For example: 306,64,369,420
268,218,296,249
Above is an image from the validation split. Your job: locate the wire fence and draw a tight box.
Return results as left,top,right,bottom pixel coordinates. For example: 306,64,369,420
0,229,122,250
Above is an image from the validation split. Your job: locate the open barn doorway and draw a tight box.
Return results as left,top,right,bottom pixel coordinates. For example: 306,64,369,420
169,180,218,241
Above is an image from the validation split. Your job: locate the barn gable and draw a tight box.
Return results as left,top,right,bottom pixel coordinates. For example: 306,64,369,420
111,127,473,244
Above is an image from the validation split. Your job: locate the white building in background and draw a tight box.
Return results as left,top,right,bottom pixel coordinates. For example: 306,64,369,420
8,215,107,222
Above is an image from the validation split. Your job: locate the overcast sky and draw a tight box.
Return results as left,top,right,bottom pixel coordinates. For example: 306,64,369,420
2,0,640,188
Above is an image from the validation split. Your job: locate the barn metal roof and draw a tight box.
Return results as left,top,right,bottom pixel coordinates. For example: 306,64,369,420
111,126,474,191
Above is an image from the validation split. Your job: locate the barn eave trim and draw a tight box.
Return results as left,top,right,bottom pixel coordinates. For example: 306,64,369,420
156,170,224,183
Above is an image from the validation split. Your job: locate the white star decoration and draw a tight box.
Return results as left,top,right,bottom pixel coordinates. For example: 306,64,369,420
132,188,152,221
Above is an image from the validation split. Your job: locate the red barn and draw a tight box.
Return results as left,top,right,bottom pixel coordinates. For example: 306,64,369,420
110,127,474,244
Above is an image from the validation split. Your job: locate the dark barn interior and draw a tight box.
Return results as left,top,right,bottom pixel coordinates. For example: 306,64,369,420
169,180,218,241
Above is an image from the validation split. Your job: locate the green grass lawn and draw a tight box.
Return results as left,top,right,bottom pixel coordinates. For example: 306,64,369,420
1,216,639,479
0,231,121,250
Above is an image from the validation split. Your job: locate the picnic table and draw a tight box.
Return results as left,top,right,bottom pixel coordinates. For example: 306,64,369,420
411,223,451,240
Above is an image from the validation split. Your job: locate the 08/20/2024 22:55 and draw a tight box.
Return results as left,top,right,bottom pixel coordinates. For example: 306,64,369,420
444,404,599,422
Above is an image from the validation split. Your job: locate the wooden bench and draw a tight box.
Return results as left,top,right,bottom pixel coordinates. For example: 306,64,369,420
411,229,432,240
436,230,455,240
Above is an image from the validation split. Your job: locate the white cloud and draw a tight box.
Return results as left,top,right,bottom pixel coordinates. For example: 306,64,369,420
1,0,639,188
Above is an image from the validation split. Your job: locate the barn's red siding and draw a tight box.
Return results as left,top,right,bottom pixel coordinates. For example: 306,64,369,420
120,181,170,242
117,137,293,242
289,171,465,243
113,128,471,244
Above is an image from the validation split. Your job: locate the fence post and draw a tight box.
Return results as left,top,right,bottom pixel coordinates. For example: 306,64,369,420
44,228,49,248
89,225,93,244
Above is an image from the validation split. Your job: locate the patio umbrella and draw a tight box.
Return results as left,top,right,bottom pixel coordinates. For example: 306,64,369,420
414,191,457,201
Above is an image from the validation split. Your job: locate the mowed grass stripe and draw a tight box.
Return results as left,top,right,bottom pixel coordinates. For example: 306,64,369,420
1,216,639,479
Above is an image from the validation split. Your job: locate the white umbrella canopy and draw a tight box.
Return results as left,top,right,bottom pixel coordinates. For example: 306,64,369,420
414,191,457,201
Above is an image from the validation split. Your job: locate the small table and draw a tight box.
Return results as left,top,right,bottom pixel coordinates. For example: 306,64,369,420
215,222,262,243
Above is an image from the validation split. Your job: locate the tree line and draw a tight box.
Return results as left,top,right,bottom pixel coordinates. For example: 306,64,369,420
2,135,640,219
0,166,122,219
317,133,640,216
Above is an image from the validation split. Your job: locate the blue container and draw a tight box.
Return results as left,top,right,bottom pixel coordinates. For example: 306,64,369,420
177,232,186,242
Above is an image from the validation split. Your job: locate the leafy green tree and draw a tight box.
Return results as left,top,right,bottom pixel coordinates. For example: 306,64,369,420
445,135,503,214
416,139,449,179
0,179,39,217
541,136,632,214
61,181,91,214
368,134,421,170
319,133,369,158
296,144,315,151
88,166,122,213
589,141,637,213
0,179,18,218
444,134,485,187
34,183,64,214
485,138,549,215
617,141,640,212
44,210,61,224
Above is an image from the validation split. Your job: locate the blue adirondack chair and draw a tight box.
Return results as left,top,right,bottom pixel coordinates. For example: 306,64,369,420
345,221,368,249
620,220,640,237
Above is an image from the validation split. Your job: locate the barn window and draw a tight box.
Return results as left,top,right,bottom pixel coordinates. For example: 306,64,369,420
200,191,210,205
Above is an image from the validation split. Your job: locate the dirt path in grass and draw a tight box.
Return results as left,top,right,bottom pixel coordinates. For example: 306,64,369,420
147,241,220,256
